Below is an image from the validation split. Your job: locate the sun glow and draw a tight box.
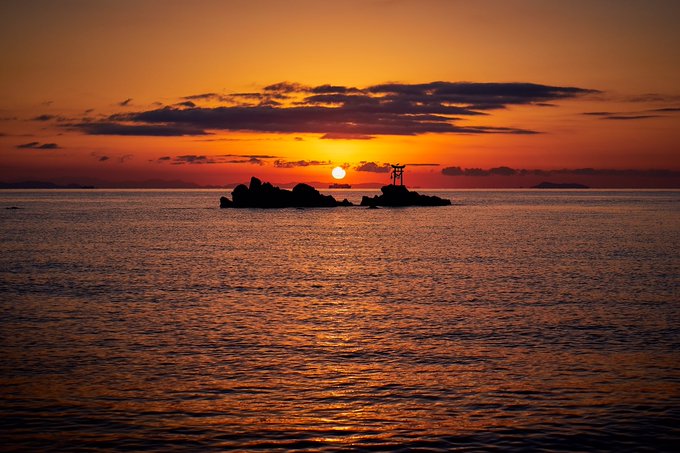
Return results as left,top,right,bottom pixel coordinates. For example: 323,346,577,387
331,166,346,180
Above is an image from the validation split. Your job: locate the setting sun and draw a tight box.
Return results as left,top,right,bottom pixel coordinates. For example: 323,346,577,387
331,166,346,180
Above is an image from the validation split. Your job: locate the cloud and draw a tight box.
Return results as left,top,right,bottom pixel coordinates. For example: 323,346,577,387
321,132,375,140
175,101,197,108
602,115,660,120
99,156,110,161
32,114,58,121
174,155,210,164
355,161,391,173
227,157,265,165
119,98,133,107
405,163,440,167
74,80,595,138
273,159,330,168
583,106,680,120
157,154,271,165
72,122,209,136
219,153,278,159
17,141,61,149
442,166,680,178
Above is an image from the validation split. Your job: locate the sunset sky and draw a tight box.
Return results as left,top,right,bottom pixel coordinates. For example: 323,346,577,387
1,0,679,187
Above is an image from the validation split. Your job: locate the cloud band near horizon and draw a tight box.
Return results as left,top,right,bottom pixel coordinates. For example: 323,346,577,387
441,166,680,178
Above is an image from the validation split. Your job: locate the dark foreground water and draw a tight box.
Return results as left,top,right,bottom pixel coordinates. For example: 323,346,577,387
1,189,679,451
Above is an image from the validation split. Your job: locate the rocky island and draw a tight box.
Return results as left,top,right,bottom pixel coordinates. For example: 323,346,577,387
360,184,451,207
220,177,352,208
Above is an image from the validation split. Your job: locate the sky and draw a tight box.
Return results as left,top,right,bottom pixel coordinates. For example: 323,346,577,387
1,0,679,188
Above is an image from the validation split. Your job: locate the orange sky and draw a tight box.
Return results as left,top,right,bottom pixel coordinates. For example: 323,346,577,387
1,0,679,187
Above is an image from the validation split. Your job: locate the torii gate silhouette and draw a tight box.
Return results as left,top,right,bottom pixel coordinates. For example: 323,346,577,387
391,164,405,186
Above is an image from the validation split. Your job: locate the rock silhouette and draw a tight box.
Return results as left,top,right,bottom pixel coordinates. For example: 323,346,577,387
360,184,451,207
220,177,353,208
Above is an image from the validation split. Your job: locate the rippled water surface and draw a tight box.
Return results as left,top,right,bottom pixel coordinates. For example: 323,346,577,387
1,189,679,451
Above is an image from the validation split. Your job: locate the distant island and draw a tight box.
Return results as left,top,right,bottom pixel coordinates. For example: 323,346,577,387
532,181,589,189
329,183,352,189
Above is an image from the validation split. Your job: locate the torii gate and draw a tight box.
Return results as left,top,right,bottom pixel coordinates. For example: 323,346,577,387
391,164,405,186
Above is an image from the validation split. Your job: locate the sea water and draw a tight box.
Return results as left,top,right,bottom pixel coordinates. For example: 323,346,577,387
1,189,679,451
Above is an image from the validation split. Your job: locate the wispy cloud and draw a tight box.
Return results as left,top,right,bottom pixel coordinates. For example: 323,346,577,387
72,122,209,136
582,105,680,120
17,141,61,149
273,159,331,168
355,161,391,173
155,154,273,165
442,166,680,178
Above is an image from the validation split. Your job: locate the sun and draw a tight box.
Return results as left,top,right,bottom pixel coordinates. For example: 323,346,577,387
331,166,346,180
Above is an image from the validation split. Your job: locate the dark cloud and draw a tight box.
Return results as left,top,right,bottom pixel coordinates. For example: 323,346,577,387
157,154,271,165
584,106,680,119
183,92,221,101
405,163,440,167
17,141,61,149
77,81,594,138
175,101,197,108
99,156,110,161
442,166,680,178
489,166,517,176
310,84,361,94
73,122,208,136
355,161,391,173
219,153,278,159
119,98,133,107
603,115,660,120
264,82,308,93
321,133,374,140
625,93,680,103
274,159,330,168
32,114,58,121
227,157,265,166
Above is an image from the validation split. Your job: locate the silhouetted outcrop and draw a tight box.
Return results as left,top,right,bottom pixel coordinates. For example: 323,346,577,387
360,185,451,207
220,177,353,208
532,181,589,189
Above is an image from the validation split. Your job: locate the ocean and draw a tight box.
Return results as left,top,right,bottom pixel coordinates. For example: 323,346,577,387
1,189,679,451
